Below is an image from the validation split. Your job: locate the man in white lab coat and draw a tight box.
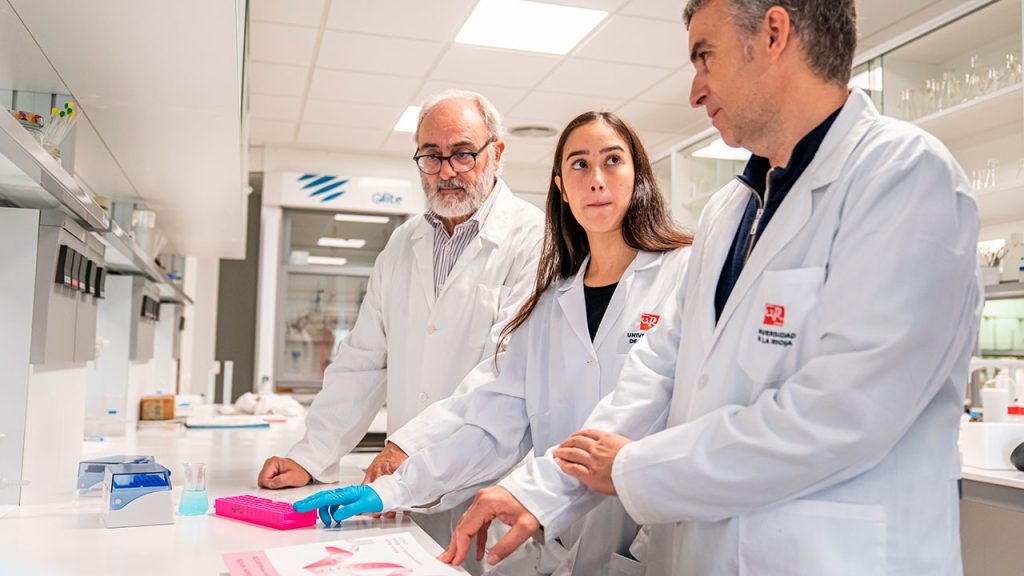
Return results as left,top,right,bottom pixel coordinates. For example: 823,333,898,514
258,90,544,554
445,1,982,575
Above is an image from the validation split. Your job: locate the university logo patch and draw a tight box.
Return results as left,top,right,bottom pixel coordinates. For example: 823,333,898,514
640,313,660,331
763,304,785,326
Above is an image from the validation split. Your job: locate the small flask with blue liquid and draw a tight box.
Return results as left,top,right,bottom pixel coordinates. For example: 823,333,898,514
178,461,209,515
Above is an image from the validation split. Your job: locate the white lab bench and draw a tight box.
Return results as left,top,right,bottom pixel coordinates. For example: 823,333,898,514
0,416,463,576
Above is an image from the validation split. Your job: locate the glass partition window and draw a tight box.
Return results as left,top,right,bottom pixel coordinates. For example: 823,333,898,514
878,1,1021,123
280,273,368,386
980,298,1024,355
277,209,402,389
669,133,750,229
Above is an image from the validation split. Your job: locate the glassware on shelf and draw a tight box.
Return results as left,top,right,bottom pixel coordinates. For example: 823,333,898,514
971,168,983,191
898,88,917,120
962,55,982,103
1004,52,1022,88
983,159,1001,189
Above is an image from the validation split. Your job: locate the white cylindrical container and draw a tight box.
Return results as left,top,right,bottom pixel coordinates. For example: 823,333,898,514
983,387,1011,422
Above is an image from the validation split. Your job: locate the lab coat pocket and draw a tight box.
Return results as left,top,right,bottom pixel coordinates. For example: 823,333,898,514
737,267,825,384
738,499,886,576
468,284,506,349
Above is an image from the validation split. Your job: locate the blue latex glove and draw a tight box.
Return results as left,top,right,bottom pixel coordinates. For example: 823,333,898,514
293,485,383,527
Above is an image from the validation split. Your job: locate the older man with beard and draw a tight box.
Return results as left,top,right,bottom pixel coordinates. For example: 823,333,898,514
258,91,544,566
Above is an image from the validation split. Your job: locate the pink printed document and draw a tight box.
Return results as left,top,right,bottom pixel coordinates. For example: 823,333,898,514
222,531,462,576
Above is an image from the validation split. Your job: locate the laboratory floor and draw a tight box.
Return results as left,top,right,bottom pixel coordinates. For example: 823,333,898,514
0,414,462,575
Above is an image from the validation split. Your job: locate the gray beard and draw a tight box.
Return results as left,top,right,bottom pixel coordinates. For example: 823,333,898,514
422,161,495,219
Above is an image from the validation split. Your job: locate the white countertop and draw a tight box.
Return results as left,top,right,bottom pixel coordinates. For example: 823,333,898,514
0,414,462,576
961,465,1024,490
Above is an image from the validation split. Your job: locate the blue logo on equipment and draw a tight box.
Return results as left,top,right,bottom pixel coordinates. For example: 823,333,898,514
299,174,349,203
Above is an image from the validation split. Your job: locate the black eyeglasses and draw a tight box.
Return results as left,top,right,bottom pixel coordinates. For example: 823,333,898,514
413,140,493,175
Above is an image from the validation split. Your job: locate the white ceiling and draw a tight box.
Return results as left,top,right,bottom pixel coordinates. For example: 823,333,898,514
248,0,957,171
248,0,706,168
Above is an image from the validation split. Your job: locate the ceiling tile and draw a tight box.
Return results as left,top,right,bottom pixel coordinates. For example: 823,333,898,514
616,100,706,133
538,58,671,100
309,69,423,106
638,130,681,152
249,62,309,97
503,139,557,167
303,100,406,129
634,67,695,105
297,123,391,150
509,91,624,126
574,15,688,69
249,93,304,121
249,119,296,145
250,0,324,28
326,0,476,42
317,31,445,77
249,21,318,66
414,81,527,115
532,0,630,11
432,45,561,89
380,131,419,156
620,0,687,22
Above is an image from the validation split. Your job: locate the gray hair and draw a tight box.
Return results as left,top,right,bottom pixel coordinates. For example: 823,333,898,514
683,0,857,85
414,89,504,144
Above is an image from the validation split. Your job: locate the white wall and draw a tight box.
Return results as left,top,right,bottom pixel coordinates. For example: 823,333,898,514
254,205,282,394
21,364,86,505
0,208,39,505
181,254,220,399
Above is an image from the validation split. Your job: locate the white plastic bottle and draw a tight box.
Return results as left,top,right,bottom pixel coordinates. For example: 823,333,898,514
1002,232,1024,282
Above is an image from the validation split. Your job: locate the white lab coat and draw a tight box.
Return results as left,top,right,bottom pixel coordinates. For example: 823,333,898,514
287,180,543,482
371,248,691,576
522,89,983,575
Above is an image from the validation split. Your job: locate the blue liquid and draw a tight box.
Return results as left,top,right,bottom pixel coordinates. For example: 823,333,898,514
179,489,209,515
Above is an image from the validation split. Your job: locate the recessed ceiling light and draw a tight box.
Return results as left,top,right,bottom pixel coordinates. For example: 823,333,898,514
691,138,751,161
318,237,368,249
455,0,607,55
394,106,421,133
509,124,558,139
334,214,391,224
307,256,349,266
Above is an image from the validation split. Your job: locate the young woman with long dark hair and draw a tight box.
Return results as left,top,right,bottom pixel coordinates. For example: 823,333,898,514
295,111,693,575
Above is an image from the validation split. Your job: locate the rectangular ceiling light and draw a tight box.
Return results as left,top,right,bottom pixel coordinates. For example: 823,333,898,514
307,256,349,266
318,237,368,249
334,214,391,224
455,0,607,55
393,106,421,133
691,138,751,161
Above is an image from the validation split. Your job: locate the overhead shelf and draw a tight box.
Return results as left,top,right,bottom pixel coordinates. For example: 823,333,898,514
0,108,107,230
914,83,1023,143
985,281,1024,300
157,278,192,305
977,180,1024,226
98,222,193,305
98,220,163,281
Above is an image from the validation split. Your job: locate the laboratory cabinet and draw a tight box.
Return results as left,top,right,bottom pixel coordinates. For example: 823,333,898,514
29,210,105,365
654,0,1024,234
129,276,159,362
